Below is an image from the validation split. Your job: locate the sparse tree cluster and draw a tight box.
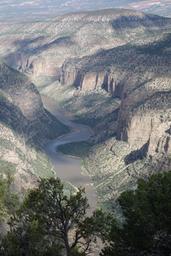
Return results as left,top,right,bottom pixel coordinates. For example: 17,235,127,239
101,171,171,256
0,178,112,256
0,171,170,256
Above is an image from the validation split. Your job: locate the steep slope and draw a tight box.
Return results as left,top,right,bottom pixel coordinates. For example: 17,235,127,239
0,9,171,207
58,33,171,206
60,38,171,148
0,62,68,194
0,62,68,144
0,9,170,83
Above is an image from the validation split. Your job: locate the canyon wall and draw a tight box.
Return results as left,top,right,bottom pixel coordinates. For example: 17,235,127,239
59,42,171,164
1,9,170,79
0,9,171,203
0,62,68,193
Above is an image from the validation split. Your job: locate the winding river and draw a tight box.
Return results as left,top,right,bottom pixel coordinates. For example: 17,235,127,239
42,96,97,210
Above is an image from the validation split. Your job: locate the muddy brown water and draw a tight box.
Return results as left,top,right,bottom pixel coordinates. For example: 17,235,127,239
42,96,97,211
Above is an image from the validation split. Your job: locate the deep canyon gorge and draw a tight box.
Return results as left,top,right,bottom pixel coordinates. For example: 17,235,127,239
0,8,171,211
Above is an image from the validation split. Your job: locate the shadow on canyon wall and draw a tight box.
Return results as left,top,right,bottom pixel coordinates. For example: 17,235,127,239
2,21,171,153
111,14,171,30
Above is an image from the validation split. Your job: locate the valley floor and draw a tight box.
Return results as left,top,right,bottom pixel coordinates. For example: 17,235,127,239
38,80,170,212
42,96,97,211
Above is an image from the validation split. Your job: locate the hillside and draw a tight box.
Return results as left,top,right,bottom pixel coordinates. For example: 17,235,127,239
0,9,170,82
55,14,171,206
0,62,68,194
0,9,171,207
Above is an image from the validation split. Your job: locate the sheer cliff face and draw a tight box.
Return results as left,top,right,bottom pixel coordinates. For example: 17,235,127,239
120,92,171,158
59,35,171,162
0,9,171,199
1,9,170,164
0,63,43,122
1,9,171,78
0,63,68,144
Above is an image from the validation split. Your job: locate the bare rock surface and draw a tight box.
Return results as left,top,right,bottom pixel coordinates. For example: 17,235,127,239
0,9,171,206
0,62,68,194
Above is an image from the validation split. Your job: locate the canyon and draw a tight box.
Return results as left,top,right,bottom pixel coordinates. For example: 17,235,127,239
0,61,69,195
0,8,171,208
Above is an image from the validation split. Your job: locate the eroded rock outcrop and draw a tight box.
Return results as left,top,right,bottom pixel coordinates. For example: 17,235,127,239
0,62,68,194
1,9,171,79
0,9,171,205
59,31,171,205
0,62,68,144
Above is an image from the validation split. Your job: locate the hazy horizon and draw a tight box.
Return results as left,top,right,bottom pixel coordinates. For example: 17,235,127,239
0,0,171,21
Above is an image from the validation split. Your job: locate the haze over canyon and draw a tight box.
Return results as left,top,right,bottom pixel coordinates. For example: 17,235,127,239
0,6,170,208
0,0,171,21
0,0,171,253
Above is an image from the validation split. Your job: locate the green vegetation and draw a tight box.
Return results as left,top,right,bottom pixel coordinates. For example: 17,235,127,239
45,117,69,140
31,151,55,178
32,76,58,90
0,139,13,151
0,171,170,256
0,177,19,223
0,91,6,101
62,91,119,131
58,142,92,157
138,33,171,56
74,115,105,130
0,178,111,256
0,160,16,175
101,171,171,256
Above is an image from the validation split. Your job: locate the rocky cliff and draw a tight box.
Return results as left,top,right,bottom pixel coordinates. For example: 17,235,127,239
50,11,171,205
0,62,68,144
59,34,171,159
0,9,170,80
0,62,68,194
0,9,171,206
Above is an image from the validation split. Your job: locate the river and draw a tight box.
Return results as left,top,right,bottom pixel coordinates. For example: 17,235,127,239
42,96,97,210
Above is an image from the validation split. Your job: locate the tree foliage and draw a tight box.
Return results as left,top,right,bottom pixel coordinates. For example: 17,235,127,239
0,175,19,222
101,171,171,256
1,171,170,256
0,178,111,256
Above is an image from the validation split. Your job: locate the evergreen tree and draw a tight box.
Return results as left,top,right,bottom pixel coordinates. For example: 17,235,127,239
101,171,171,256
1,178,111,256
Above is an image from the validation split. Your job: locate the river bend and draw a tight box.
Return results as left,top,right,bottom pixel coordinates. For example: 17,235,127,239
42,96,97,210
